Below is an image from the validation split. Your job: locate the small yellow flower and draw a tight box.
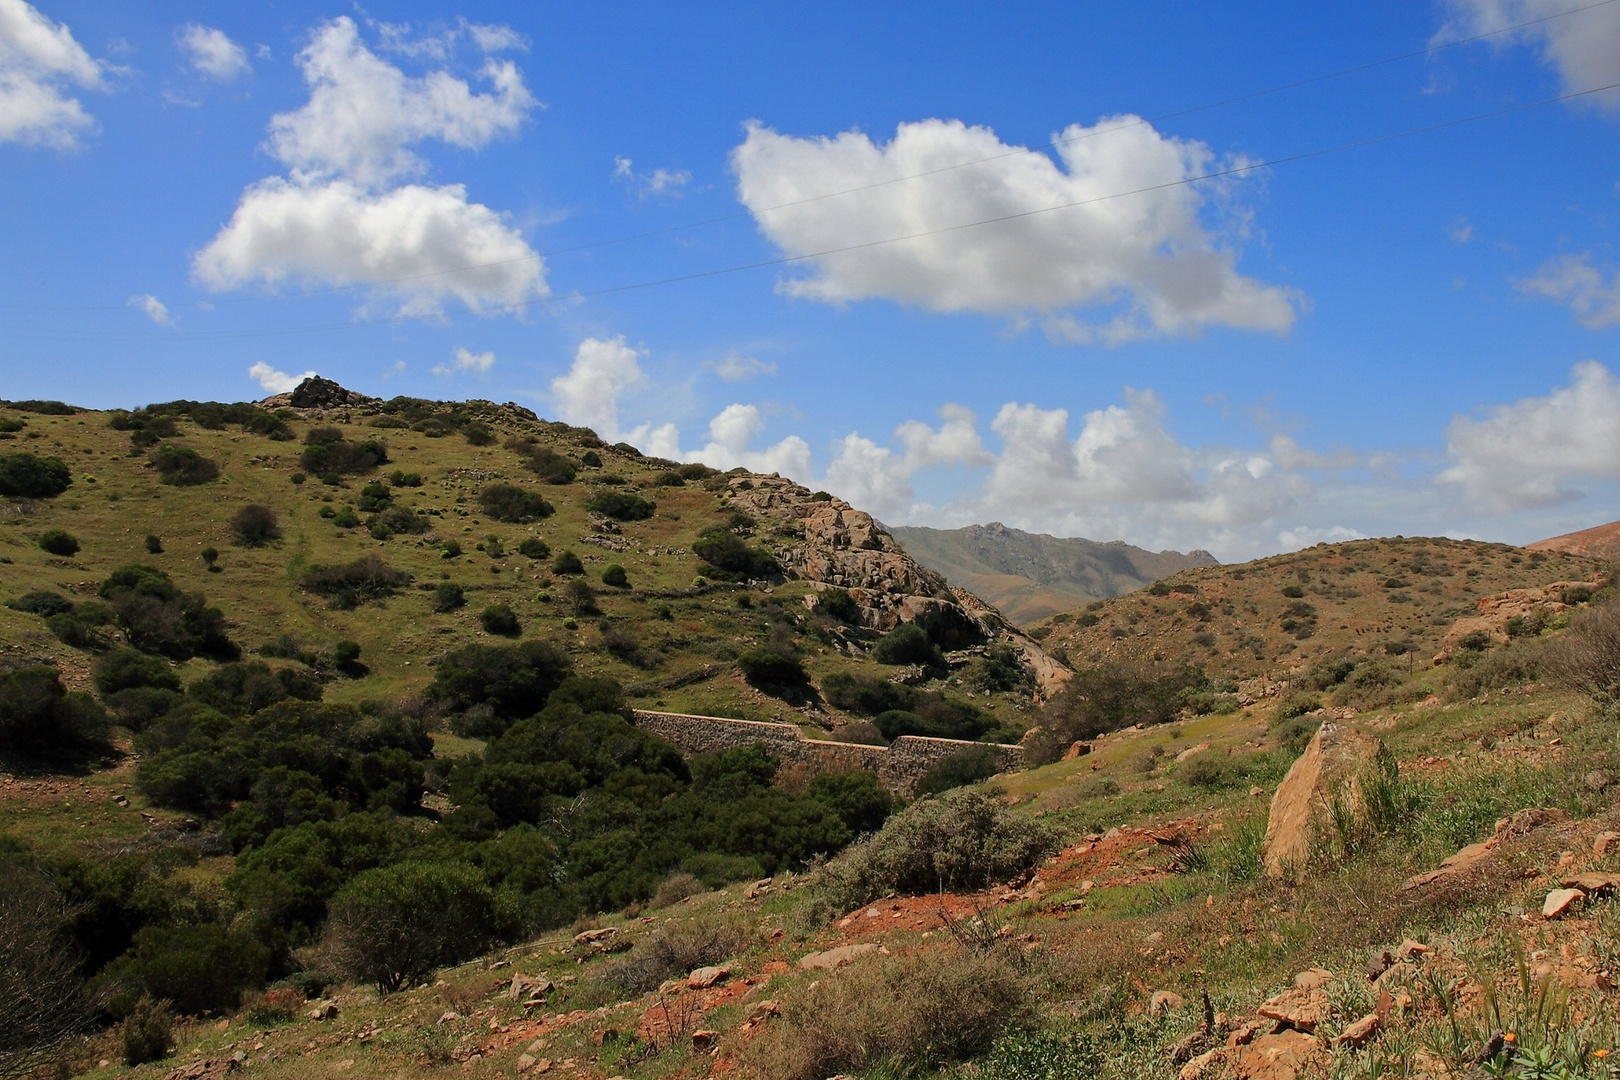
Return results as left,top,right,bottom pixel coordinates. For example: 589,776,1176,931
1596,1048,1610,1058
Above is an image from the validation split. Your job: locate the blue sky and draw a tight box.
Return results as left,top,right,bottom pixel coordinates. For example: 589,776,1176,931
3,1,1619,560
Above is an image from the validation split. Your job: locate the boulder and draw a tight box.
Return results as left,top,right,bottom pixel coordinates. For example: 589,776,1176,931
1595,831,1620,857
1543,888,1584,919
1256,986,1330,1032
1334,1012,1382,1049
1234,1030,1322,1080
1149,990,1185,1014
796,943,880,970
1262,723,1394,879
687,965,730,989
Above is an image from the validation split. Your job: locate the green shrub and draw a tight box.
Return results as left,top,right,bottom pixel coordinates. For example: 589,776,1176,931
479,483,554,523
200,546,219,570
585,490,655,521
121,996,172,1066
871,623,944,667
564,579,598,615
299,555,409,608
814,588,860,624
692,525,779,580
1546,597,1620,700
806,770,895,835
752,947,1029,1080
187,661,323,716
332,506,359,528
101,924,269,1016
323,862,499,993
822,670,919,716
38,528,78,556
0,665,111,757
149,444,220,486
0,451,71,498
600,563,628,588
431,583,465,613
1035,657,1208,749
737,649,810,693
809,787,1058,915
1271,713,1320,753
427,640,571,721
366,504,429,538
595,914,755,995
144,534,162,554
99,564,236,659
298,430,388,475
517,537,550,559
7,590,74,617
229,504,281,546
551,550,584,575
1276,690,1322,719
527,448,576,485
463,422,495,446
480,604,521,637
93,648,182,695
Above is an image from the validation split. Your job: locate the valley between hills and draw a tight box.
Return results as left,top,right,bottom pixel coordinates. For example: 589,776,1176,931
2,382,1618,1080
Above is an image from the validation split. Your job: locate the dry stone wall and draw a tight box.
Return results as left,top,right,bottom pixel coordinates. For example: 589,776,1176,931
632,709,1023,796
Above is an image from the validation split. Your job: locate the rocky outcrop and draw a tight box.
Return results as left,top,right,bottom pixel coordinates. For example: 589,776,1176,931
1262,723,1395,880
1432,582,1593,662
724,475,1070,697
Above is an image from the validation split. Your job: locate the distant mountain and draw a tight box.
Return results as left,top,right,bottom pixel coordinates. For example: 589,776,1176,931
1528,520,1620,562
886,522,1218,626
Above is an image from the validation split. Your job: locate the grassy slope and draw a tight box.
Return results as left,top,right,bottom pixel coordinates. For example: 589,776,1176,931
0,402,1035,734
1031,536,1601,681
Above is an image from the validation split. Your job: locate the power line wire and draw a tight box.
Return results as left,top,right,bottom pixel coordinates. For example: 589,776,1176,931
7,77,1616,344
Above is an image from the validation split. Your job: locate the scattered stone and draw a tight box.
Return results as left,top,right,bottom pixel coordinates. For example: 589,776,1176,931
574,927,619,945
749,999,782,1022
797,943,880,970
1256,986,1330,1032
1263,723,1394,880
1063,740,1092,760
1175,743,1212,763
745,878,774,898
1292,968,1332,991
1365,950,1394,982
508,975,555,1001
1178,1048,1223,1080
1585,769,1615,792
687,965,731,989
515,1055,537,1073
1235,1030,1322,1080
1562,872,1620,897
1334,1012,1382,1049
1494,807,1570,839
690,1030,719,1050
438,1012,460,1025
307,1003,338,1020
1543,888,1584,919
1595,831,1620,857
159,1059,238,1080
1149,990,1185,1014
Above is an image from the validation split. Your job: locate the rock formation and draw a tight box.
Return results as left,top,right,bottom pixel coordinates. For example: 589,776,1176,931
1262,723,1394,880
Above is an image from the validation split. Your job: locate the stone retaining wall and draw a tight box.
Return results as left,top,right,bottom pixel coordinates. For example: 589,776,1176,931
631,710,1023,796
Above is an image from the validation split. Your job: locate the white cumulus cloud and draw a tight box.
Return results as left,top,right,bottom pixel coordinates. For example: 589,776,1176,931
1439,0,1620,109
194,178,544,314
1519,253,1620,327
1439,360,1620,510
195,17,544,316
550,336,647,440
248,361,317,394
688,403,813,478
731,116,1297,342
269,16,533,187
179,24,249,81
614,155,692,199
433,345,494,377
128,294,173,325
0,0,102,148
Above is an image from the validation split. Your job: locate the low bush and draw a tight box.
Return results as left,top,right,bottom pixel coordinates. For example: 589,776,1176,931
650,872,705,909
692,525,779,580
298,430,388,475
737,649,810,694
366,505,429,538
149,444,220,486
600,563,628,587
564,579,599,616
7,590,74,617
229,505,281,546
552,550,584,575
0,665,111,757
299,555,409,608
596,914,755,995
871,623,944,667
480,604,521,637
813,588,860,624
0,861,95,1074
100,924,269,1016
822,670,918,715
517,537,550,559
479,483,554,523
527,448,576,485
1546,596,1620,700
0,451,71,498
427,640,571,722
187,661,323,717
808,788,1058,917
93,648,182,695
431,583,465,613
750,947,1029,1080
38,528,78,556
323,862,499,993
121,996,172,1066
586,490,655,521
1033,657,1208,751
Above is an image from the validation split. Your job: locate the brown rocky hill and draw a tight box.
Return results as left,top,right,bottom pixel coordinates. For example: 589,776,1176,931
1031,535,1603,683
1528,518,1620,562
888,521,1217,626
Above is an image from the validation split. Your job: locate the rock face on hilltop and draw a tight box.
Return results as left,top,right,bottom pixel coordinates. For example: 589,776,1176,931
256,376,379,411
725,475,1071,697
1432,580,1595,663
889,521,1218,625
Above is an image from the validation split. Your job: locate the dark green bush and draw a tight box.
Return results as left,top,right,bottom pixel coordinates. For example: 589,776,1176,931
7,590,74,617
871,623,944,667
144,535,162,554
99,564,236,659
737,649,810,693
517,537,549,559
871,695,989,741
528,448,576,485
479,484,554,523
601,563,628,588
187,662,323,717
365,505,429,538
428,640,571,722
298,430,388,475
480,604,521,637
814,588,860,624
38,528,79,556
101,924,269,1016
121,996,172,1065
692,525,779,580
1035,657,1208,745
93,648,182,695
299,555,408,608
806,771,895,835
229,505,281,546
463,422,495,446
586,491,655,521
431,583,465,613
551,550,584,575
822,670,918,716
149,444,220,486
0,665,109,756
0,452,71,498
324,862,499,993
